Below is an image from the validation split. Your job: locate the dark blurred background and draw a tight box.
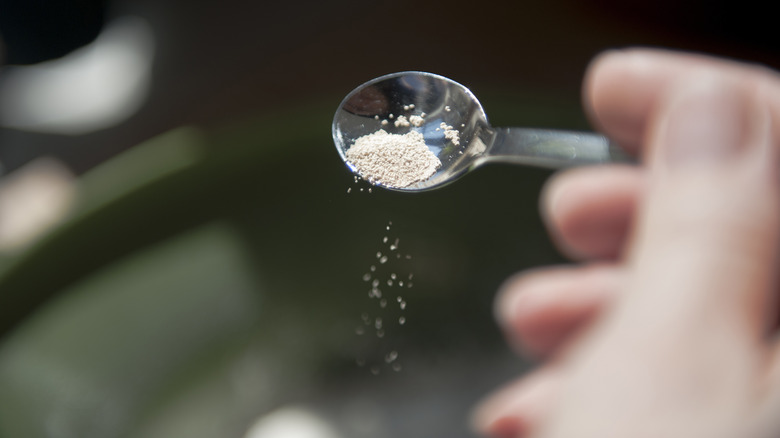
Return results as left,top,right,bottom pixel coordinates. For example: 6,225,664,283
0,1,777,437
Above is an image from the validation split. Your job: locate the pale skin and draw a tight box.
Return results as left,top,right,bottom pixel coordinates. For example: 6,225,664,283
472,48,780,438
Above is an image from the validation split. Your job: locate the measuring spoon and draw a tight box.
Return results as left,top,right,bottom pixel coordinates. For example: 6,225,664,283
332,71,631,192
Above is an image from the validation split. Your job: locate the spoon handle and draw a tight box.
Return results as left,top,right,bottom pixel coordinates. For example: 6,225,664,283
483,128,632,169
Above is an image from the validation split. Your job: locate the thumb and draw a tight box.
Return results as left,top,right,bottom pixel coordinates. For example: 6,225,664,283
619,72,780,344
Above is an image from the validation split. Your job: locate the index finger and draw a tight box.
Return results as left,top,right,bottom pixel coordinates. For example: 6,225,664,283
583,48,778,155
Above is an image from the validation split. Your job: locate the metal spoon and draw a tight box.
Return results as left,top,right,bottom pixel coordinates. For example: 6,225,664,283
332,71,630,192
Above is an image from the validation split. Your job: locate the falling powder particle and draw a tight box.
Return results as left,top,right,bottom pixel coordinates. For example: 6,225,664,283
353,220,415,375
345,130,441,188
385,351,399,363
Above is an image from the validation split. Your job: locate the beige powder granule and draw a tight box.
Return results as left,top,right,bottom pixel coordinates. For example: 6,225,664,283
394,115,410,127
346,129,441,188
440,122,460,146
409,115,424,127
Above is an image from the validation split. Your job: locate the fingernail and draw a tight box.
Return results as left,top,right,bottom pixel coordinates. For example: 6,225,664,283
471,370,558,438
658,74,748,166
471,388,529,438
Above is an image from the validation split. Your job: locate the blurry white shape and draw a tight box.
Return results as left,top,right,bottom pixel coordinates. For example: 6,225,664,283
244,406,342,438
0,157,76,251
0,16,154,135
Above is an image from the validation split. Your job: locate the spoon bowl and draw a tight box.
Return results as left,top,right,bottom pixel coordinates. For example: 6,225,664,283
332,72,629,192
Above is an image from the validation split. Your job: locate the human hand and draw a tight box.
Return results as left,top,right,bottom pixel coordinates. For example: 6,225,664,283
472,48,780,438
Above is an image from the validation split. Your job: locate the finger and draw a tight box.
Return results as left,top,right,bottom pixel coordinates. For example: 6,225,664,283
615,69,780,348
496,264,622,358
542,165,643,260
471,366,561,438
583,48,778,154
754,342,780,434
